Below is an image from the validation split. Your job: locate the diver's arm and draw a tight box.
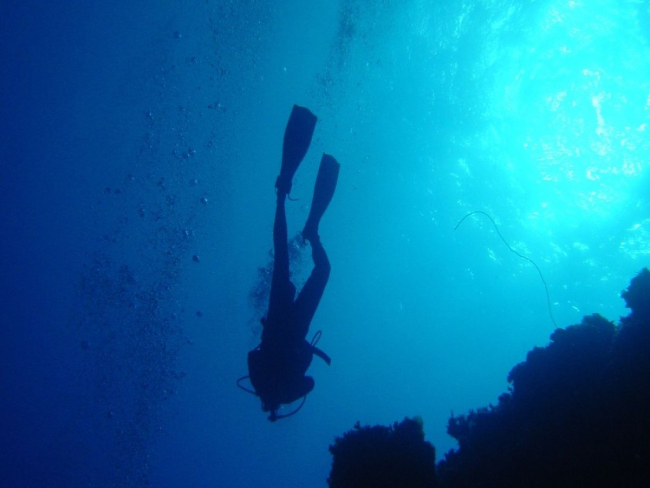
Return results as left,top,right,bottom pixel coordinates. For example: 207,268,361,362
312,345,331,365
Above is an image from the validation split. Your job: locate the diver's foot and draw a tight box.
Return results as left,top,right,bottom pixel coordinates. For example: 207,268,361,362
302,220,319,242
275,175,292,196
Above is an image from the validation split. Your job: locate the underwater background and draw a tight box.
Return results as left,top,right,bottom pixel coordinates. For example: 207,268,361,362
1,0,649,486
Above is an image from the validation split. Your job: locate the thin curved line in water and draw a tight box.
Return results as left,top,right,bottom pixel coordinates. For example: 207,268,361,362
455,210,558,329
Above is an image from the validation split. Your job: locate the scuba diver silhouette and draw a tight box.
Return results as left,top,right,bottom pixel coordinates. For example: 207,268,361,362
238,105,340,421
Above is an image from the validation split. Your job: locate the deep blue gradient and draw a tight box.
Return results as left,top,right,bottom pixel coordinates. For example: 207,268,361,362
1,1,648,486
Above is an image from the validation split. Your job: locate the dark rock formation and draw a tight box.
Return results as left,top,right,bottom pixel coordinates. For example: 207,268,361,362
328,417,437,488
329,268,650,488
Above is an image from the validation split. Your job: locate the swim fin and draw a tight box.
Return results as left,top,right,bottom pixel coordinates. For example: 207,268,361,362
276,105,318,195
302,154,340,241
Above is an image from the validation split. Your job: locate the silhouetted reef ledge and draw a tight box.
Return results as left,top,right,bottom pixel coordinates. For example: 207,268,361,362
328,268,650,488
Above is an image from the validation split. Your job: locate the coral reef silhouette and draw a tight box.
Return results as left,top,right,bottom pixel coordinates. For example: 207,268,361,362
329,268,650,488
328,417,437,488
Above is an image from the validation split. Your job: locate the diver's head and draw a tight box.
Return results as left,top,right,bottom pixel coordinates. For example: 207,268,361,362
264,403,280,422
262,400,280,420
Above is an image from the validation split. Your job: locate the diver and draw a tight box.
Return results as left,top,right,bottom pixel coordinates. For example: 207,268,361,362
240,105,340,421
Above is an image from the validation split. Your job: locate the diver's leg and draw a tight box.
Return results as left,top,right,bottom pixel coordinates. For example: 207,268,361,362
292,154,339,340
263,108,316,339
264,193,295,339
292,235,331,340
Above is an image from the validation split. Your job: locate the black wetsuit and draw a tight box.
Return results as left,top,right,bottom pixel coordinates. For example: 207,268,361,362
247,192,330,413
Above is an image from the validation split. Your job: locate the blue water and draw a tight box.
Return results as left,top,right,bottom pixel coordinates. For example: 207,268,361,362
1,0,648,486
